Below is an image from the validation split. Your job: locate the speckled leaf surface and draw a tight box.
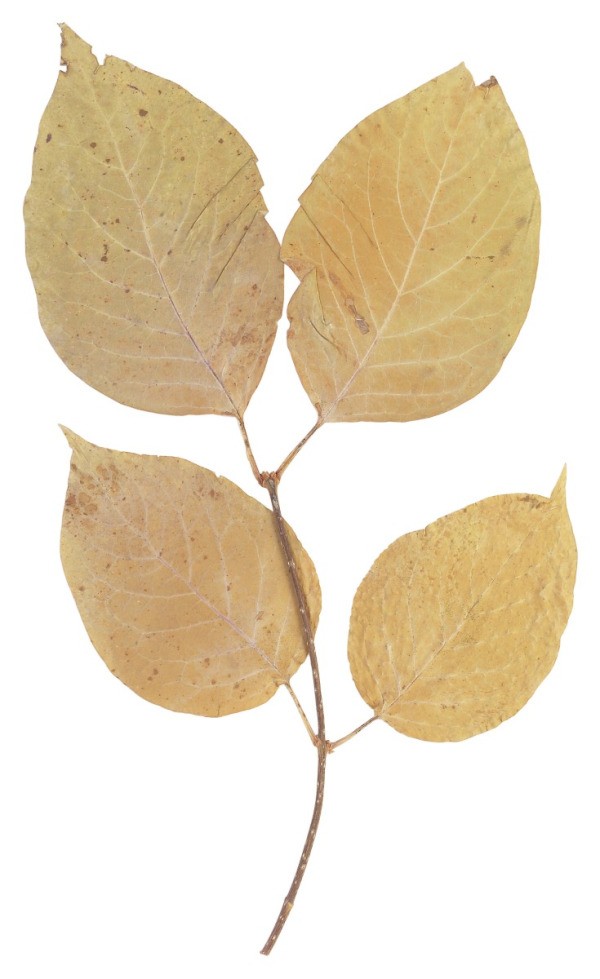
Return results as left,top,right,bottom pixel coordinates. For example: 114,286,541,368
25,26,282,417
61,431,321,717
349,471,576,741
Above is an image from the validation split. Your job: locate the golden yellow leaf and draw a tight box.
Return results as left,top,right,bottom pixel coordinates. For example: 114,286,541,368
61,430,321,717
25,26,282,417
282,65,540,422
348,471,576,741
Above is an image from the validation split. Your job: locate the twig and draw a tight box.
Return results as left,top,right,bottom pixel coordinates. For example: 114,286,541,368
236,414,261,483
284,681,318,747
327,715,378,751
260,475,327,955
276,417,323,480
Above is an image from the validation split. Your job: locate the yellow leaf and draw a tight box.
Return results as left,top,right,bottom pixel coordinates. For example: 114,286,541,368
283,66,540,422
25,26,282,417
61,430,321,717
348,471,576,741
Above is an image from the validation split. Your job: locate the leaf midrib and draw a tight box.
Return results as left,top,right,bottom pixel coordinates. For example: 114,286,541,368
72,448,284,680
320,91,474,419
382,501,556,718
82,68,239,416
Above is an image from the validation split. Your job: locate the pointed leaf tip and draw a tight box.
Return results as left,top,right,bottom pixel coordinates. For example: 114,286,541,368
552,466,568,504
59,424,75,444
58,24,97,71
59,426,90,456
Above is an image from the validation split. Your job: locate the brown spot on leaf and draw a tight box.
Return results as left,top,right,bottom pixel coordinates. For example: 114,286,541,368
139,108,148,117
345,298,370,335
518,494,545,509
46,133,52,143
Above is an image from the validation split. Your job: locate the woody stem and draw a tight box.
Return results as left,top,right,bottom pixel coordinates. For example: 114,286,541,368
259,475,327,955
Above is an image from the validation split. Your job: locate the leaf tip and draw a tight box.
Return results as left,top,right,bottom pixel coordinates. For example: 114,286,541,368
58,23,97,73
59,425,89,457
59,424,76,447
551,465,568,505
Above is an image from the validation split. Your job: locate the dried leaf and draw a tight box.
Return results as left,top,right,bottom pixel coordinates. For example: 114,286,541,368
61,430,321,717
25,26,282,417
283,65,540,422
348,471,576,741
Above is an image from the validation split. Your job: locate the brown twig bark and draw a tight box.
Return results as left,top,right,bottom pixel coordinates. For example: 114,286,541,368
284,682,319,746
275,417,323,480
260,475,327,955
236,414,261,483
327,715,378,751
235,421,374,951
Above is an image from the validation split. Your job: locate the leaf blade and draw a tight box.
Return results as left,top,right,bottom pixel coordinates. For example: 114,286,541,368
283,65,540,422
25,26,282,417
348,471,576,741
61,430,321,717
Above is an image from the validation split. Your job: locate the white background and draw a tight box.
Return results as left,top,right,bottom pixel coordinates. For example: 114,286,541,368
3,1,598,976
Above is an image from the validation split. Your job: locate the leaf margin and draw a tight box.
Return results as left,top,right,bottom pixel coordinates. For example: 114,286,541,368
347,469,576,742
60,427,322,718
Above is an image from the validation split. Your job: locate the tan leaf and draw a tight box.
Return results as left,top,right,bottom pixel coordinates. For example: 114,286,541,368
282,65,540,422
25,26,282,417
61,430,321,717
348,471,576,741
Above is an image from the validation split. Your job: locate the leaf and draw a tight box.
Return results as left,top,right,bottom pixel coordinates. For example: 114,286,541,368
282,65,540,422
25,26,282,418
61,430,321,717
348,471,576,742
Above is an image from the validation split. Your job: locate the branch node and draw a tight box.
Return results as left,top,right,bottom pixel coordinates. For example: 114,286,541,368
259,470,280,488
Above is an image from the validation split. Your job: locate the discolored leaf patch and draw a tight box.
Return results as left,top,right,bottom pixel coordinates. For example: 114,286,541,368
349,471,576,741
61,430,321,717
25,25,282,417
283,65,540,422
